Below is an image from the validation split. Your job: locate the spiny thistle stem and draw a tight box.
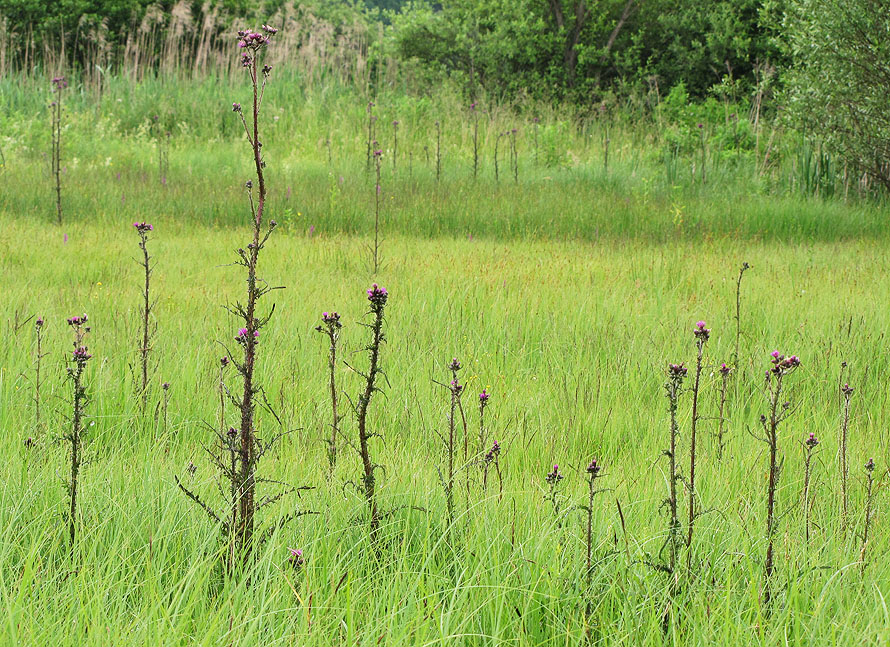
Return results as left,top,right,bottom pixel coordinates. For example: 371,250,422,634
585,459,603,619
134,221,155,416
664,363,687,574
316,312,342,470
861,458,876,571
686,321,710,572
34,317,46,433
218,356,229,435
65,314,92,548
51,76,67,225
356,284,388,540
372,148,382,274
840,382,854,533
761,350,801,605
733,262,750,368
478,389,490,490
435,120,441,182
443,358,464,526
715,363,731,460
803,433,819,543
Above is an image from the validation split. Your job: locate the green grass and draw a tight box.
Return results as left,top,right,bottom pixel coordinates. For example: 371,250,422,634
2,75,890,645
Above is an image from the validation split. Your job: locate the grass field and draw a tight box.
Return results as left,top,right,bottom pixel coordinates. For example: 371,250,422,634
2,75,890,646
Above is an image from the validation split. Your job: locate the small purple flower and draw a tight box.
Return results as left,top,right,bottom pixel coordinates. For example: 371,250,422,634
162,381,171,391
63,233,68,243
866,458,876,473
545,464,563,485
72,346,92,362
133,221,153,233
35,317,44,328
235,328,259,344
287,547,304,569
693,320,710,342
484,439,501,463
805,433,819,449
373,149,383,158
262,24,279,35
719,363,731,376
220,356,229,368
448,357,462,372
668,363,688,379
367,283,388,306
24,436,35,449
479,389,490,405
841,383,854,396
67,314,88,327
586,459,601,475
233,102,242,112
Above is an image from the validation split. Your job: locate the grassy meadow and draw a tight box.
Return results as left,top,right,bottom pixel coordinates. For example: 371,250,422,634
2,74,890,645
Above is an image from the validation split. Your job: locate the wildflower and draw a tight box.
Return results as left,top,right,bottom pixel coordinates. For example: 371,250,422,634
448,357,462,372
262,24,279,35
24,437,35,449
233,102,242,112
668,363,688,379
235,328,259,343
479,389,490,405
866,458,876,473
373,149,383,158
769,351,801,376
545,464,563,485
366,283,388,306
842,383,854,396
393,120,399,126
72,346,92,362
450,379,464,395
227,426,237,439
321,311,341,326
262,64,272,77
36,317,44,328
287,547,304,569
220,356,229,368
162,382,170,391
586,459,601,475
805,433,819,449
694,320,710,342
67,314,88,327
133,221,153,233
719,363,731,376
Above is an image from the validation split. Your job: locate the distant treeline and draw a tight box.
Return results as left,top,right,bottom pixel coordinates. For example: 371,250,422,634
1,0,783,102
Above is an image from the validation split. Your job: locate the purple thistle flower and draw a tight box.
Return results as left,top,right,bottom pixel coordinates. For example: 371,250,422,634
866,458,876,473
220,356,229,367
35,317,44,328
719,363,731,376
448,357,462,372
805,432,819,449
233,102,242,112
133,221,153,233
479,389,490,404
586,459,601,475
367,283,388,306
162,381,171,391
693,320,711,341
545,464,563,484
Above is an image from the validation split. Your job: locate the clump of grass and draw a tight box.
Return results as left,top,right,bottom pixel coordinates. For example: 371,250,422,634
760,350,801,605
64,314,92,548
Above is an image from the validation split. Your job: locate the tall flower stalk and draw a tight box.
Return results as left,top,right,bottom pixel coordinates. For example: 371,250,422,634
664,362,686,574
176,25,283,562
760,350,801,605
64,314,92,548
355,284,388,540
33,317,46,433
50,76,67,225
134,221,155,416
316,312,342,469
840,382,854,532
803,432,819,543
686,321,709,571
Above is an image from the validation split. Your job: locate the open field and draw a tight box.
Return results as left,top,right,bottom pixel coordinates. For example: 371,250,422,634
2,70,890,645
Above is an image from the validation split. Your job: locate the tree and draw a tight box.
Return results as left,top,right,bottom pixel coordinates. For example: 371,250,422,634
783,0,890,190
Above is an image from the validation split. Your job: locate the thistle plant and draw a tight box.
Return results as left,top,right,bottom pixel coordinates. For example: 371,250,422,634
435,120,442,182
840,382,854,532
371,148,383,274
510,128,518,183
484,439,502,501
478,389,491,489
64,314,92,548
759,350,801,604
715,363,731,459
686,320,709,570
583,459,604,619
33,316,47,433
133,221,156,416
860,458,876,569
392,120,399,174
663,362,687,574
50,76,67,225
315,311,342,469
218,356,229,436
438,358,465,527
176,25,304,563
803,432,819,543
365,101,376,172
733,262,750,368
471,102,479,179
353,284,388,540
544,464,566,521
